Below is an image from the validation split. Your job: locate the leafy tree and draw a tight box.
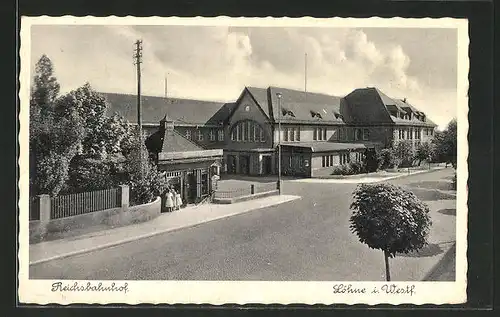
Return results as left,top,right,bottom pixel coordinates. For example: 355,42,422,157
54,83,135,193
377,148,395,170
414,141,434,167
124,132,169,205
393,140,414,168
432,120,457,168
30,54,60,115
30,55,85,196
350,183,432,281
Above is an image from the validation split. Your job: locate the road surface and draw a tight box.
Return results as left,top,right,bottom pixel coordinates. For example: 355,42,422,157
30,168,456,281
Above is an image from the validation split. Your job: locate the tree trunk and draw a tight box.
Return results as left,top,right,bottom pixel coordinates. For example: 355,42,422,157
384,251,391,281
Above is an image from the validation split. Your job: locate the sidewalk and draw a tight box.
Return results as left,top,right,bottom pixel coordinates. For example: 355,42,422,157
30,194,301,265
294,166,447,184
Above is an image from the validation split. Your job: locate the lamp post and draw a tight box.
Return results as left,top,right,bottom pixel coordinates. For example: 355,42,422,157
276,92,282,195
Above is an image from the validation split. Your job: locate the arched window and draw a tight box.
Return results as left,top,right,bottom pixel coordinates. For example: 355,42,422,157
230,120,266,143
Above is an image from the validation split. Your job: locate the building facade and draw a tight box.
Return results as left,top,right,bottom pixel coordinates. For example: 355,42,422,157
103,85,436,178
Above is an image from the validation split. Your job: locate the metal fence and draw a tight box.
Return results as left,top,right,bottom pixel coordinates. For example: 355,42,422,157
50,188,121,219
213,182,278,199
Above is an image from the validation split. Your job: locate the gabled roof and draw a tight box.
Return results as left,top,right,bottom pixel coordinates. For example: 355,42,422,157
145,125,204,155
102,92,229,126
245,86,344,124
343,87,394,124
246,87,272,119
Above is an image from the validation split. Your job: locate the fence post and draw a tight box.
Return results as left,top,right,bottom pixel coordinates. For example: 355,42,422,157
39,194,51,222
119,185,129,209
251,184,255,195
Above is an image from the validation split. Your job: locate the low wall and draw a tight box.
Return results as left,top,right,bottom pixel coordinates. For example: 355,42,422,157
213,190,279,204
29,197,161,244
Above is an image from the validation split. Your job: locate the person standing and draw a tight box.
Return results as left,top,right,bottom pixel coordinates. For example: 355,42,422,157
165,189,174,212
175,189,183,210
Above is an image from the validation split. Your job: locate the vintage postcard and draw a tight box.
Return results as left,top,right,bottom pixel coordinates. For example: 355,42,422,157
18,16,468,305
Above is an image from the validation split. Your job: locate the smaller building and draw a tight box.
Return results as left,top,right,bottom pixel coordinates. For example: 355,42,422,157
145,116,223,204
280,142,367,177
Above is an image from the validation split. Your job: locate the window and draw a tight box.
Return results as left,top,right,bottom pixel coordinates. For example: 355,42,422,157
253,125,259,141
260,128,265,142
322,156,326,167
323,128,327,140
295,127,300,141
401,128,405,139
284,128,289,142
241,123,247,142
185,129,192,140
290,128,295,141
407,128,411,139
209,129,216,141
355,128,362,141
218,129,224,141
313,128,317,141
430,129,434,136
197,129,204,141
231,128,237,141
363,128,369,141
329,155,333,166
311,110,322,119
340,128,346,141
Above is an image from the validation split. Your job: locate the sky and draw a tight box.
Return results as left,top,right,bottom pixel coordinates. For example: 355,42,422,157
30,24,458,128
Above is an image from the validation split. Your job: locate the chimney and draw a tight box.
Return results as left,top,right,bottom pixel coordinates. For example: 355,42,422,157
403,98,407,103
160,115,174,132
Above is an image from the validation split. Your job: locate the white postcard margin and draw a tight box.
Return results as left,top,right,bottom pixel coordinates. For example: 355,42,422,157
18,16,469,305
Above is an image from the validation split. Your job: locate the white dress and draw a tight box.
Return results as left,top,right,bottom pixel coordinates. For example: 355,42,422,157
175,193,183,208
165,192,174,208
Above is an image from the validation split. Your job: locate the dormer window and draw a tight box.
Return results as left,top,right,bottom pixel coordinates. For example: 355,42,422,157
310,110,322,119
281,108,296,117
333,111,341,119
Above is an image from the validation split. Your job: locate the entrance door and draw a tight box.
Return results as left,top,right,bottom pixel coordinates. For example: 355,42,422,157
186,172,197,203
239,155,250,175
227,155,236,174
262,156,272,175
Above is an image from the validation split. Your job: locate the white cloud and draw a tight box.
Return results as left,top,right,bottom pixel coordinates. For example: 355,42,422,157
30,25,457,126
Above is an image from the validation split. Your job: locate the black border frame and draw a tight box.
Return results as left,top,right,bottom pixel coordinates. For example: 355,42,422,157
9,0,496,315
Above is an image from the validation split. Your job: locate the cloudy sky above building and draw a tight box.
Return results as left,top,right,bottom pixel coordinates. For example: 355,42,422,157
30,24,458,127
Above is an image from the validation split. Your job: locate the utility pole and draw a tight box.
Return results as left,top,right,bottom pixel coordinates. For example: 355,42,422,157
276,92,283,195
304,53,307,100
133,39,143,178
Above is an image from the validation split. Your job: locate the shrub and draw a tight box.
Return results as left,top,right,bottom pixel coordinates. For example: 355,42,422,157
331,164,353,176
129,161,169,206
125,132,169,205
349,161,363,174
350,183,432,281
377,148,395,170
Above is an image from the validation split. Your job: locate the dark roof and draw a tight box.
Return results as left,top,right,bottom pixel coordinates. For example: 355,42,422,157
245,86,344,124
102,92,229,126
206,102,237,126
281,141,366,153
343,88,394,124
246,87,271,119
145,126,204,155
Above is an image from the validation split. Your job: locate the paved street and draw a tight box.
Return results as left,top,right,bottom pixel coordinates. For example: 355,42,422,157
30,168,456,281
